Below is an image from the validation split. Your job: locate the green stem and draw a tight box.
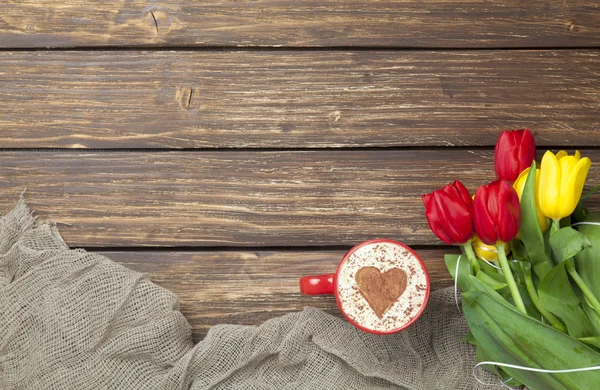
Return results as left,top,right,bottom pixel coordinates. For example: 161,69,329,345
550,219,560,235
565,258,600,316
497,243,527,315
523,264,567,332
461,242,480,275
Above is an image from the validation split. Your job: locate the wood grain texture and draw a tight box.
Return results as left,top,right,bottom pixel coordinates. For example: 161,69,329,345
109,249,454,342
0,50,599,148
2,149,600,247
0,1,598,48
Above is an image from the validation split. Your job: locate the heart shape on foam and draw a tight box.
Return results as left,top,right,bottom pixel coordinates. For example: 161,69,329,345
354,266,408,318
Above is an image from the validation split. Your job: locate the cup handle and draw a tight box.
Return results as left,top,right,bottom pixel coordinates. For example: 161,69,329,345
299,273,335,295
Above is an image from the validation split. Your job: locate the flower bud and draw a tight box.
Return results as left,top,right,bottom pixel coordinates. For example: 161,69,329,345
473,180,521,245
422,180,474,245
494,129,536,182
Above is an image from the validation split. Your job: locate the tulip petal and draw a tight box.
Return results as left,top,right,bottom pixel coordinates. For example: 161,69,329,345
425,190,474,244
574,157,592,197
442,182,465,205
495,132,519,181
494,130,535,182
497,180,521,243
424,182,475,245
539,151,560,220
517,130,536,174
559,155,579,194
513,167,531,198
432,192,455,241
424,193,452,244
558,157,592,218
486,182,501,222
453,180,473,210
474,185,498,245
556,150,568,160
434,190,465,242
446,205,474,243
422,193,434,210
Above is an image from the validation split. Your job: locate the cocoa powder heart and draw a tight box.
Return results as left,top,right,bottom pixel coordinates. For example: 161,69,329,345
355,266,408,318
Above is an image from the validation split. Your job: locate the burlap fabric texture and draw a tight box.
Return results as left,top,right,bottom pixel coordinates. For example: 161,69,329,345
0,200,505,389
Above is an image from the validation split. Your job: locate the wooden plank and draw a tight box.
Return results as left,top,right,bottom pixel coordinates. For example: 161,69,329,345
2,149,600,247
0,50,598,148
109,249,454,342
0,1,598,48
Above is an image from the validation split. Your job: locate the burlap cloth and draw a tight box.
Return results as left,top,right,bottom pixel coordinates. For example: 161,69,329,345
0,200,504,389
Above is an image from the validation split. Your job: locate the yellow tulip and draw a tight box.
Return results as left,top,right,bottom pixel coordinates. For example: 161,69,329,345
472,236,510,262
538,150,592,220
513,167,549,234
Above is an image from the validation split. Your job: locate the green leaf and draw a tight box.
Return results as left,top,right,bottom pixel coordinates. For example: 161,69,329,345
509,260,526,287
519,161,553,280
549,227,592,263
476,270,508,290
471,265,535,315
477,260,509,291
445,254,473,292
517,280,542,319
497,369,524,388
463,331,477,346
501,261,542,319
463,291,600,390
510,238,529,261
475,345,500,376
477,256,502,275
582,184,600,200
538,262,595,338
468,275,510,305
578,337,600,350
576,212,600,305
475,344,524,387
582,302,600,336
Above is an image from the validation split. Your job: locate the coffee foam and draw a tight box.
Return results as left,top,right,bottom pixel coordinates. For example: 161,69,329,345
337,242,428,333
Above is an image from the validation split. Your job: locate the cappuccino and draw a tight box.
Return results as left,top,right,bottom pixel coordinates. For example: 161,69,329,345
336,241,428,333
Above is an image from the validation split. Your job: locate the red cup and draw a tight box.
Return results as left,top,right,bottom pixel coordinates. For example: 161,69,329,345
300,239,430,334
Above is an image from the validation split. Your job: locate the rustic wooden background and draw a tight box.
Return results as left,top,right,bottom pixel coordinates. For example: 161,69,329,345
1,1,599,343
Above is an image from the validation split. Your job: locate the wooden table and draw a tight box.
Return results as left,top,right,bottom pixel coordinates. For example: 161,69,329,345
1,1,599,343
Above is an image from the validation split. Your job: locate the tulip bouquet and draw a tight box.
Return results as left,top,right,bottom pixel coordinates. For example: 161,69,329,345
423,130,600,389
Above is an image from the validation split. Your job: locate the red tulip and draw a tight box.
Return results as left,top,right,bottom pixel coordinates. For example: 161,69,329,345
422,180,474,245
494,129,536,182
473,180,521,245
